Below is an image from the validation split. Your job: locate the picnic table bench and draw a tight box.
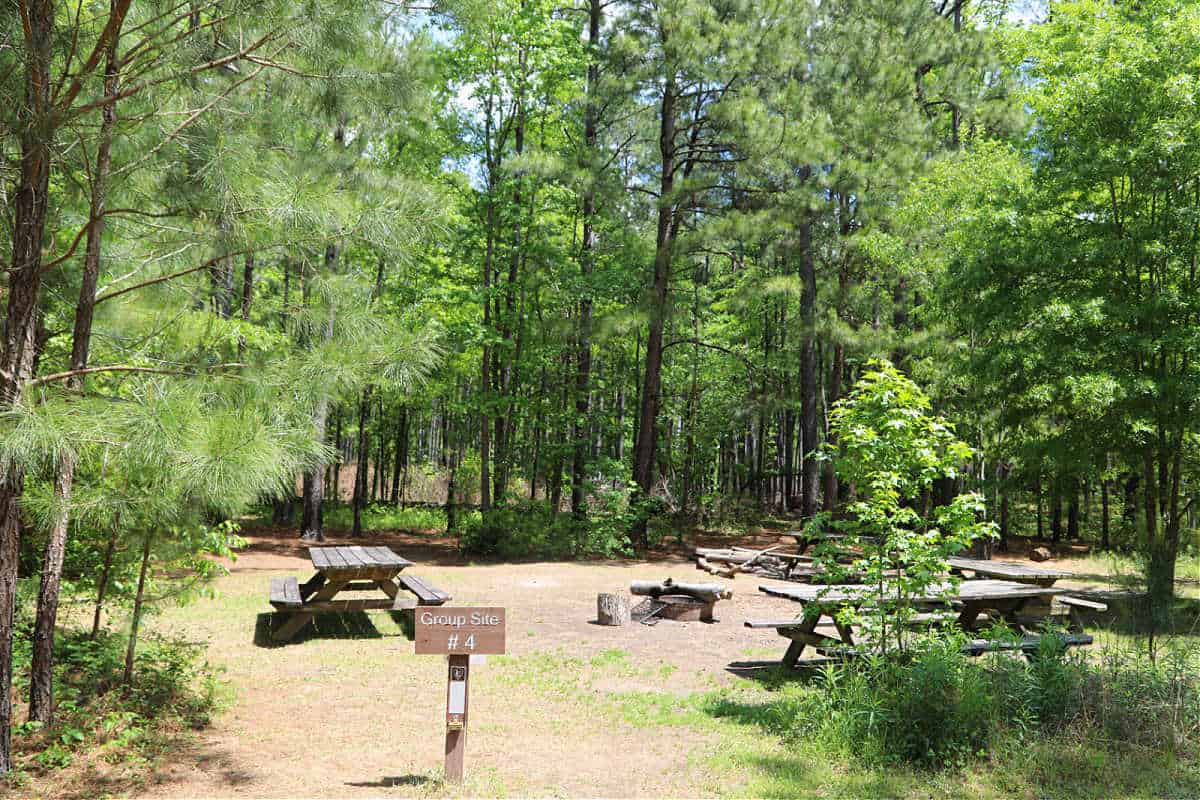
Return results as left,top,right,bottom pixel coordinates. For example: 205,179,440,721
268,545,450,642
948,556,1072,587
747,579,1100,667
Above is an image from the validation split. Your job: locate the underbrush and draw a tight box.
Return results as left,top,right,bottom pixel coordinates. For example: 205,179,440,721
7,625,225,784
457,494,633,559
322,502,448,532
708,635,1200,770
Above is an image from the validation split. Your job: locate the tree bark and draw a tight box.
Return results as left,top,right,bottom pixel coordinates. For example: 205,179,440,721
571,0,601,521
237,253,254,360
632,60,678,542
122,532,153,687
300,247,339,541
1101,475,1111,550
0,0,56,771
391,406,408,504
798,214,820,520
91,526,119,638
352,389,371,537
29,4,125,725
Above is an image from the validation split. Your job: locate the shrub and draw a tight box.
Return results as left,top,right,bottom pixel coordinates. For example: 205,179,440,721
725,634,1200,769
12,626,224,772
457,496,631,559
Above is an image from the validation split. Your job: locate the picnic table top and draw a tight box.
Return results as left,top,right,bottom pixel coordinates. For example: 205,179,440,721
308,545,413,572
947,556,1072,582
759,578,1062,606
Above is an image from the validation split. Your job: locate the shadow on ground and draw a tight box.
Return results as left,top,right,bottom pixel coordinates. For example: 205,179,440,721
252,610,413,647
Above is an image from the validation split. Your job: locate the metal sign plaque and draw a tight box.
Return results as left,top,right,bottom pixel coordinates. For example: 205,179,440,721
415,607,506,655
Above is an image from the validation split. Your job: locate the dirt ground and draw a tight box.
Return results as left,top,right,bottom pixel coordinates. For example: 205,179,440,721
118,525,815,798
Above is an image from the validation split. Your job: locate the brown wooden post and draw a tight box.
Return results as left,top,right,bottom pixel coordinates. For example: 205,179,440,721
445,654,469,782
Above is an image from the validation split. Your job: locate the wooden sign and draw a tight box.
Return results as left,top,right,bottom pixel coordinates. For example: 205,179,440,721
415,607,506,655
414,606,507,783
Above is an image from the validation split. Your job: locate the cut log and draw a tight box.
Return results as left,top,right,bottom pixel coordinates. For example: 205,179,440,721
630,579,731,604
597,593,631,626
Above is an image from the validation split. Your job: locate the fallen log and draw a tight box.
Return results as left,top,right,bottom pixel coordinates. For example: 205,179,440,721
695,556,737,579
736,545,781,573
631,578,732,604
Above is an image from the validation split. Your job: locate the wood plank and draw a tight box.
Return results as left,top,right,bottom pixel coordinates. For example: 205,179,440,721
1058,595,1107,611
398,573,451,605
324,547,351,569
309,548,330,570
339,546,365,567
269,577,303,609
744,619,809,629
948,557,1071,584
293,597,398,613
760,579,1061,606
366,546,412,568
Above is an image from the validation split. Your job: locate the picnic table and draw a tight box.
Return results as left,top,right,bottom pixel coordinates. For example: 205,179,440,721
268,545,450,642
747,579,1090,667
947,556,1071,587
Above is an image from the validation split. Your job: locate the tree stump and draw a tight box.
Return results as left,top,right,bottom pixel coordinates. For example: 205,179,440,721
1030,546,1053,562
597,593,630,626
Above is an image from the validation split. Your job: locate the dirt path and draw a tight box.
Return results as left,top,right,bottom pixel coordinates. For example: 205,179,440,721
132,526,802,798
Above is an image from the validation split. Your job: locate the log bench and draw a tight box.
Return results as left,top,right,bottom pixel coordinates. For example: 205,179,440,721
631,579,729,623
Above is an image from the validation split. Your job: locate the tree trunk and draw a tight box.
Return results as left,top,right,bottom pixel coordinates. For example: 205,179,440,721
571,0,601,521
29,8,125,724
238,253,254,360
799,214,820,520
91,526,119,638
300,248,338,542
1101,476,1111,550
998,464,1010,552
352,389,371,537
122,533,153,688
1067,483,1080,541
0,0,56,770
28,455,73,723
632,67,678,543
1051,489,1063,543
391,407,408,505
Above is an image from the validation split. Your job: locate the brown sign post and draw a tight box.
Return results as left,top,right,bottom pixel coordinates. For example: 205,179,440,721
415,607,506,782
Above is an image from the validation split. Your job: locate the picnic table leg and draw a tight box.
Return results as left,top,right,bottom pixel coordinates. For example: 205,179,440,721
957,601,986,631
375,577,416,610
779,614,821,668
299,573,326,601
833,619,854,647
273,578,348,643
999,599,1035,634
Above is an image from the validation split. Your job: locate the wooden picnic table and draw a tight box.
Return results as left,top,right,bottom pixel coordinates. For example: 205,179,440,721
947,556,1071,587
750,579,1066,667
268,545,450,642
